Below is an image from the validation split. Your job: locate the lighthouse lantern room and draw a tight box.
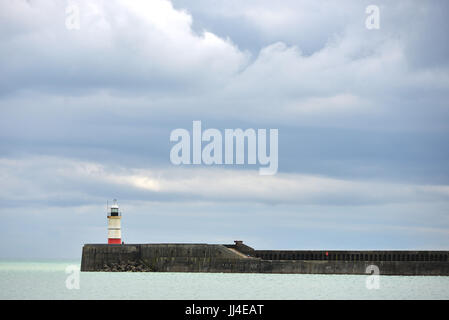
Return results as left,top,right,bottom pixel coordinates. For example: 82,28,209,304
107,199,122,244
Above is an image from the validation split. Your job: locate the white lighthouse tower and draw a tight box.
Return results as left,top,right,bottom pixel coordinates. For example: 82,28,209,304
107,199,122,244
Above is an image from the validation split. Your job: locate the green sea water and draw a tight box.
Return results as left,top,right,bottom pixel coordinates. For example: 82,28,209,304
1,260,448,299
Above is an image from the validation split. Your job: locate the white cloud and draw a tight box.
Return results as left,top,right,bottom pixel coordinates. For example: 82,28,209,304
0,0,249,93
1,0,448,130
1,156,449,206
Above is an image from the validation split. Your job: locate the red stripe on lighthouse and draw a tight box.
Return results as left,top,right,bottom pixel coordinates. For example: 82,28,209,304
108,238,121,244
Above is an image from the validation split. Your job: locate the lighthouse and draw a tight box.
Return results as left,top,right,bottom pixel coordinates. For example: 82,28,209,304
107,199,122,244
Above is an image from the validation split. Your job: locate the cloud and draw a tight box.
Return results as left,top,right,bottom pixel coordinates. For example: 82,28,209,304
1,156,449,207
0,0,249,95
0,0,448,141
1,1,449,256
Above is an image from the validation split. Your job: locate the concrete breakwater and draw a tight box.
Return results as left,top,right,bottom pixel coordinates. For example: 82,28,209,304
81,241,449,275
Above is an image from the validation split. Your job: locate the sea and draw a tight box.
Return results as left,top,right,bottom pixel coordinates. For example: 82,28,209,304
1,260,448,299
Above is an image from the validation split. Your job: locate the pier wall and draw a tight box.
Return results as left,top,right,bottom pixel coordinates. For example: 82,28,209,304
81,243,449,275
253,250,449,262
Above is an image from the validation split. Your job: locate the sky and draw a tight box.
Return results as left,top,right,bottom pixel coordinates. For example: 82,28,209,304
1,0,449,259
